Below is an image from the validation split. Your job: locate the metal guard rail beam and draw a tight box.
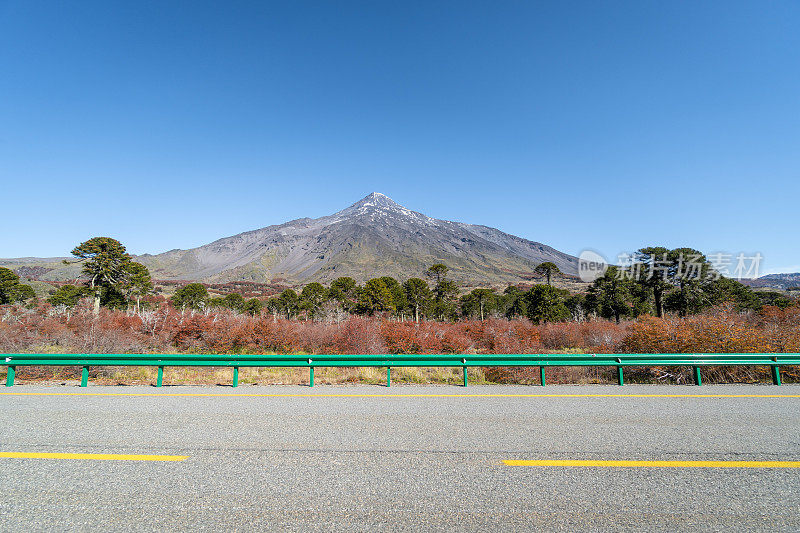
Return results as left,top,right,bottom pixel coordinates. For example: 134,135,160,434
4,353,799,388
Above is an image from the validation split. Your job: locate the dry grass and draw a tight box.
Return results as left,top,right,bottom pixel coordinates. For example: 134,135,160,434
3,365,489,387
5,364,795,387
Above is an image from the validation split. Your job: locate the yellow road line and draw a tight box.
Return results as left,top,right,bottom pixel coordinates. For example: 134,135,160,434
504,459,800,468
0,452,187,461
0,392,799,398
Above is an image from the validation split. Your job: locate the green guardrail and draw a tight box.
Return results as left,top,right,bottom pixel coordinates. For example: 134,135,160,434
3,353,799,388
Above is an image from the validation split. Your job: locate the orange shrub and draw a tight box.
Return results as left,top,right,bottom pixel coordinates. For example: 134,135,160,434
619,308,799,354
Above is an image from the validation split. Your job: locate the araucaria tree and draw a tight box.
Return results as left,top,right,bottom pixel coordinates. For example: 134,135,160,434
171,283,209,312
461,288,497,321
121,262,153,314
525,284,570,324
68,237,133,316
329,277,358,312
0,267,35,304
585,266,637,323
402,278,431,322
359,278,395,315
534,262,560,286
627,246,718,318
300,282,328,319
426,264,459,320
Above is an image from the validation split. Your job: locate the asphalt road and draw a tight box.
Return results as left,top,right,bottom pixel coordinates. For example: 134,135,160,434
1,384,799,532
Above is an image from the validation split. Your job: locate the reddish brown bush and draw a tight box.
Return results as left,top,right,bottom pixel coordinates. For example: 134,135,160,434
618,309,799,354
2,302,798,362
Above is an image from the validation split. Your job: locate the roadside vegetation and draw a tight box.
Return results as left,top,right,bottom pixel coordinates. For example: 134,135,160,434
1,237,798,385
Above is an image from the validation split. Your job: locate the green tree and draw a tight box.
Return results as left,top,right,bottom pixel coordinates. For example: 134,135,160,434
12,284,36,302
754,290,794,309
207,296,226,310
585,266,635,323
402,278,431,323
631,246,671,318
0,268,20,304
242,298,264,316
47,285,89,307
265,297,281,318
300,282,327,319
433,279,459,302
662,248,715,317
358,278,395,315
276,289,300,319
329,277,358,312
0,267,35,304
171,283,209,312
565,293,586,321
100,285,128,310
222,292,246,312
379,277,407,317
625,246,727,317
525,285,570,324
501,285,527,319
461,288,497,321
534,262,560,286
431,279,459,320
424,264,459,320
706,277,761,311
425,263,449,284
69,237,133,316
120,262,153,314
0,268,18,303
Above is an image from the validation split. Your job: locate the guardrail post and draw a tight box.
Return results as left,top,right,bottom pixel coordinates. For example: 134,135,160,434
772,366,782,386
540,366,546,387
386,367,391,387
463,367,468,387
233,366,239,388
617,366,624,386
157,366,164,387
310,367,314,387
81,366,89,387
692,366,702,386
5,366,15,387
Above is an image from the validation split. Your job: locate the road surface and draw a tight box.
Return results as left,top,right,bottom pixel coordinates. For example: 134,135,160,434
1,384,799,531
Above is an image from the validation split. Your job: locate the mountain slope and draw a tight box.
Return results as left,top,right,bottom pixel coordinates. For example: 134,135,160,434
2,193,579,285
741,273,800,290
136,193,578,284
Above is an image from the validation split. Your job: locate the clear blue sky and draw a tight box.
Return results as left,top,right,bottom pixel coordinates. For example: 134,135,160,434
2,1,798,274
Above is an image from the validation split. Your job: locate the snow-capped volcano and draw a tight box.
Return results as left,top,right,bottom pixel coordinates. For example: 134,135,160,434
5,193,579,285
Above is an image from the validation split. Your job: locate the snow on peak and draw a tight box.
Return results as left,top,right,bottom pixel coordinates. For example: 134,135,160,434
330,192,438,226
352,192,398,209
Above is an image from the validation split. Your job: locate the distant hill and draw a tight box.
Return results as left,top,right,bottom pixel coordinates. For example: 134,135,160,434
742,273,800,291
1,193,579,285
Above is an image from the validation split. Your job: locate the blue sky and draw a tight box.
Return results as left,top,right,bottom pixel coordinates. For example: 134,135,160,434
2,1,799,274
